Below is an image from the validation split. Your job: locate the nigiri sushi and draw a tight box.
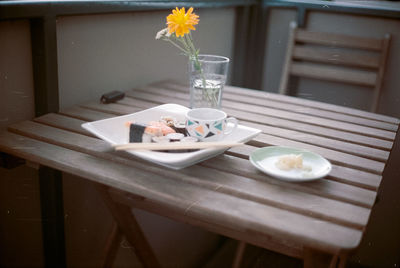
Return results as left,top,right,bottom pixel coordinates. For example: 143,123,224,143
129,123,161,142
148,121,176,135
128,121,176,143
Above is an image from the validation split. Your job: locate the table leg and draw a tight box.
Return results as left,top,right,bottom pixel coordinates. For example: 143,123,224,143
38,166,66,268
100,221,122,268
232,241,247,268
95,184,161,268
303,248,338,268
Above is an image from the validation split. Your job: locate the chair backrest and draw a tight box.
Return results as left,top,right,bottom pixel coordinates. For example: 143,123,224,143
279,21,391,112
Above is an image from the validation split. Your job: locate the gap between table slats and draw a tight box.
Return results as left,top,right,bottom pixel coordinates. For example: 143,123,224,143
250,135,385,173
64,103,384,184
152,80,399,125
51,106,392,164
77,98,388,174
99,97,394,156
0,131,365,254
108,187,304,259
243,122,389,162
124,87,396,141
151,82,398,132
29,113,378,207
7,120,373,229
34,112,382,191
0,132,368,253
119,89,395,149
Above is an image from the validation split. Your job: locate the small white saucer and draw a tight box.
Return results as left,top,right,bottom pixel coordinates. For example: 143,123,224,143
250,146,332,182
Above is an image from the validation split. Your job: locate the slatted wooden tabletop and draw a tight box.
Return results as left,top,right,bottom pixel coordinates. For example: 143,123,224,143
1,80,399,264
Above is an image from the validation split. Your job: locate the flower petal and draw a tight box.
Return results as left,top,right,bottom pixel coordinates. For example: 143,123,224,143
165,6,199,36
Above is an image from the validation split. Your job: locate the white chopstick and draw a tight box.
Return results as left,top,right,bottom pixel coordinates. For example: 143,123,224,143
113,142,244,151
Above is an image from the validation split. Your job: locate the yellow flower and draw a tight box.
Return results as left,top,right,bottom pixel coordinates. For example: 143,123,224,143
167,7,199,37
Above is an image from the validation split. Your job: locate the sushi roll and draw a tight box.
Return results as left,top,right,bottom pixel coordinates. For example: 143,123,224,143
152,136,171,143
129,123,163,143
160,116,177,127
180,136,198,143
172,121,187,135
166,133,185,142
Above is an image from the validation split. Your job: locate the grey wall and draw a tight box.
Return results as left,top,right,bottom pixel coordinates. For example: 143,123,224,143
57,8,235,109
0,20,35,131
0,19,41,268
263,8,400,117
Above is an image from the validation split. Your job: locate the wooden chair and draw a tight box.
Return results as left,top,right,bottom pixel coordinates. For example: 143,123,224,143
279,21,391,112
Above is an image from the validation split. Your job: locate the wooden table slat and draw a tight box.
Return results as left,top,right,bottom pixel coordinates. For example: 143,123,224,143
140,83,398,132
48,107,392,163
202,154,377,208
9,119,377,208
71,101,394,154
81,102,143,116
222,93,397,131
250,134,385,174
121,91,396,146
59,106,116,122
224,85,399,125
34,113,93,136
35,112,382,191
0,131,365,253
223,100,397,138
228,108,394,148
243,121,390,161
61,102,387,175
3,80,398,264
125,89,396,141
152,80,399,125
128,97,393,151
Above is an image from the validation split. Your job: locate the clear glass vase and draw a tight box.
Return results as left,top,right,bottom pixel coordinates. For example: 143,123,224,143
189,54,229,109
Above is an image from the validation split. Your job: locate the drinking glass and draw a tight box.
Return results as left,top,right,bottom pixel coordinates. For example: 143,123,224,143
189,54,229,109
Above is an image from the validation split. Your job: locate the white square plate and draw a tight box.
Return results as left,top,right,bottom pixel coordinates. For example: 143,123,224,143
82,103,261,169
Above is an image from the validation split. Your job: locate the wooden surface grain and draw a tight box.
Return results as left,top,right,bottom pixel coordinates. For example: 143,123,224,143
1,80,399,260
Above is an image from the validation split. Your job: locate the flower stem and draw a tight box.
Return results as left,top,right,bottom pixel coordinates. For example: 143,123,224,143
158,30,221,107
177,36,192,56
164,38,188,55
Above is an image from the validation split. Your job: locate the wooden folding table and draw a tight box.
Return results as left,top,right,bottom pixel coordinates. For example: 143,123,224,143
1,80,398,267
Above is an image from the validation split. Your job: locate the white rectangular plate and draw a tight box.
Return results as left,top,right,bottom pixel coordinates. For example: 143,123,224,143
82,103,261,169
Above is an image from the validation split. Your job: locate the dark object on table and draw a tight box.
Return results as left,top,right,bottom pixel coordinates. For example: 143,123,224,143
101,91,125,104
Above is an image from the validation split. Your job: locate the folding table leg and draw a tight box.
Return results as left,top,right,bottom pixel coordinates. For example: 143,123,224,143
101,221,122,268
95,184,161,268
38,166,66,268
303,248,339,268
232,241,247,268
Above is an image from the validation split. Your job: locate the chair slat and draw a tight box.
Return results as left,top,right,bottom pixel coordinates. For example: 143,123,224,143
295,29,383,51
371,34,391,112
293,46,380,69
290,62,377,87
279,21,297,94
